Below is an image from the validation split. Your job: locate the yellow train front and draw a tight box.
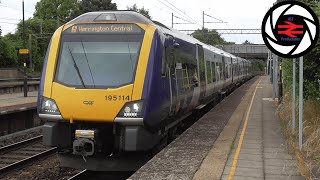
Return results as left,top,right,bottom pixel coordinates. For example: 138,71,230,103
38,11,252,171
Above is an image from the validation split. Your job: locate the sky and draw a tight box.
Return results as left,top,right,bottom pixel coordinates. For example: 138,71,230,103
0,0,276,44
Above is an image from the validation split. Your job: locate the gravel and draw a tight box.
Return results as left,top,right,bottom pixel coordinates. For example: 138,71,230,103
0,127,42,148
1,154,81,180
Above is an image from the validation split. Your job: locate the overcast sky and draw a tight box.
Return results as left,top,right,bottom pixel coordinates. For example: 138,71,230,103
0,0,276,44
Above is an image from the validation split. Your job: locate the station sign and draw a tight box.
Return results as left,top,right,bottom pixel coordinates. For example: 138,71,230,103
19,49,29,55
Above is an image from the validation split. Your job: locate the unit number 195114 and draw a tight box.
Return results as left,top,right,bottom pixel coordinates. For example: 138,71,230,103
105,95,131,101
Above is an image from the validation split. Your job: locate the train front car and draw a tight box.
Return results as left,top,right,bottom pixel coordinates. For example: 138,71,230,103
38,11,168,170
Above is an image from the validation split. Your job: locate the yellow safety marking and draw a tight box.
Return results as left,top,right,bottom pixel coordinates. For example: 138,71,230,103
228,78,262,180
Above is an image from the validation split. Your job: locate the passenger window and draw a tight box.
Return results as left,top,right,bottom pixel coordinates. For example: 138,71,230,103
206,61,212,84
211,62,216,82
225,64,228,78
219,63,223,80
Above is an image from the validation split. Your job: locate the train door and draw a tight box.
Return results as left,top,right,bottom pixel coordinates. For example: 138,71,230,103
166,47,178,115
188,44,203,109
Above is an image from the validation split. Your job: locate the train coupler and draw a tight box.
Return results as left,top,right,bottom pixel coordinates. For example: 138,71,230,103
73,130,95,156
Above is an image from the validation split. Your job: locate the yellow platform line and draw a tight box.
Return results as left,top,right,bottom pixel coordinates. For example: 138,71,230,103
228,78,262,180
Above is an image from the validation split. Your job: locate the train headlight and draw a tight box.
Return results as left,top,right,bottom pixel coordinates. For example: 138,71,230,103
117,101,144,118
133,103,140,112
40,97,61,115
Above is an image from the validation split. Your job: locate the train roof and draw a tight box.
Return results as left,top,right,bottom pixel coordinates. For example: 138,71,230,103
67,11,248,62
67,11,153,25
155,25,232,57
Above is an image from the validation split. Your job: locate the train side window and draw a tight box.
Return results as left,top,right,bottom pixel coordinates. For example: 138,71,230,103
225,64,229,78
211,62,216,82
161,47,167,77
219,62,223,80
198,46,206,86
206,61,212,84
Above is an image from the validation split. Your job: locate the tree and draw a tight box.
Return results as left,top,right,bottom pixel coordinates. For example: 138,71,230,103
0,36,19,68
127,4,151,19
71,0,117,19
281,0,320,100
15,17,56,71
242,40,253,45
191,29,234,45
0,26,2,36
34,0,78,25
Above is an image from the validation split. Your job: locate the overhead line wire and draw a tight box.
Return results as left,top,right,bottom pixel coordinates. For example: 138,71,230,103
156,0,201,28
0,4,33,14
204,13,224,22
162,0,202,27
173,15,194,24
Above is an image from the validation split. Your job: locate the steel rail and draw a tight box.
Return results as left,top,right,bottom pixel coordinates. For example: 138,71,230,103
68,169,88,180
0,135,57,174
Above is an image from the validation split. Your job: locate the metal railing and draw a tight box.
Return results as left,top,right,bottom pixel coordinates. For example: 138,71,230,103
0,77,40,82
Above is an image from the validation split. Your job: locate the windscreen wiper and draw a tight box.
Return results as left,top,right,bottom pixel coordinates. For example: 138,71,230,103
67,46,86,88
80,41,95,88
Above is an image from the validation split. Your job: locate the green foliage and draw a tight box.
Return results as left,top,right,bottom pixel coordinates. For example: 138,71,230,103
0,0,118,71
281,0,320,101
282,44,320,100
191,29,234,45
127,4,151,19
17,17,56,35
299,0,320,100
0,36,19,67
282,59,294,93
0,26,2,36
34,0,78,23
251,60,265,72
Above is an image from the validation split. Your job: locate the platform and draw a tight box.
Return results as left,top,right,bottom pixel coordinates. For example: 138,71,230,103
129,76,304,180
0,91,38,115
0,81,39,94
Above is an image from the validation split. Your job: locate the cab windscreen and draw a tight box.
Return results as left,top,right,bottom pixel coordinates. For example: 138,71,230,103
55,24,145,89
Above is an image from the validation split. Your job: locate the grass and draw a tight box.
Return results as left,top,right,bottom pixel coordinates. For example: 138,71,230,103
278,93,320,179
231,142,235,150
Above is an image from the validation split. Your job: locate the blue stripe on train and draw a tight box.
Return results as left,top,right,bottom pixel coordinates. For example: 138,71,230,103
142,30,171,129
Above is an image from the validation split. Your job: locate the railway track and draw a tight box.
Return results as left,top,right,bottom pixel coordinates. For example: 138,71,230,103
0,135,57,174
68,169,87,180
68,169,135,180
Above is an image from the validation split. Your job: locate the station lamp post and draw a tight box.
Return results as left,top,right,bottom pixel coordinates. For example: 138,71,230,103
22,0,28,97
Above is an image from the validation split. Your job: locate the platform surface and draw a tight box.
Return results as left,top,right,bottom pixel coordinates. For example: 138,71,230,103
219,76,304,180
129,76,305,180
0,91,38,114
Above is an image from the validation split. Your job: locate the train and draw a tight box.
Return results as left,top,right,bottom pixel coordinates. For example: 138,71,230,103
38,11,252,170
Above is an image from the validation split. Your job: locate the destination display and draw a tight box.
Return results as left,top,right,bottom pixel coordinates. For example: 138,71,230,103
64,24,143,34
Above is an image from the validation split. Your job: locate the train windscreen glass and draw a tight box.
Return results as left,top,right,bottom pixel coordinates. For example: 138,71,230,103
55,24,144,89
